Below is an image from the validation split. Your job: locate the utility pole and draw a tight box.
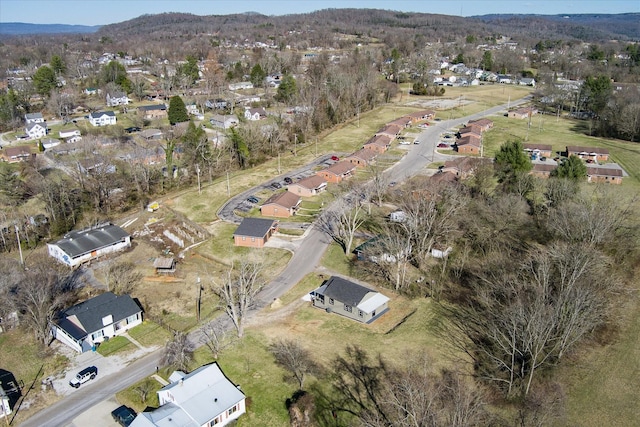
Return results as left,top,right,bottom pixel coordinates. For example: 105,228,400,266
196,277,202,322
294,134,297,156
278,153,281,174
315,138,318,157
226,171,230,196
15,225,24,267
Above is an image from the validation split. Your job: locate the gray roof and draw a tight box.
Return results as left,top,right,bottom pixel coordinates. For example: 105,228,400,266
130,402,195,427
25,112,43,120
90,111,116,118
55,292,141,339
160,363,245,426
319,276,376,306
51,223,130,258
233,218,277,239
26,122,46,131
138,104,167,111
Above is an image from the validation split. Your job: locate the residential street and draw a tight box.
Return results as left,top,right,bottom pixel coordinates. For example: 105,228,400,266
19,96,529,427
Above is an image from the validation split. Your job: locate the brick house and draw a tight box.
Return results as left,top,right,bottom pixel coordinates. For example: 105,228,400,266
346,148,377,168
233,218,278,248
363,134,392,154
566,146,609,162
260,191,301,218
137,104,168,120
586,166,623,184
287,175,327,197
523,143,553,159
316,161,356,184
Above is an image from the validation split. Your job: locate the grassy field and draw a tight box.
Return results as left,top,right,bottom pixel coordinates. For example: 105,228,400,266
127,320,172,347
96,336,134,356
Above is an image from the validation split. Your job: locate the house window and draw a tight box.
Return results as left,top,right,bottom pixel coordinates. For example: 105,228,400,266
210,416,221,426
126,314,138,324
317,295,324,304
228,404,238,416
358,310,363,317
329,298,334,305
251,237,255,242
372,310,376,317
344,304,352,313
91,330,104,341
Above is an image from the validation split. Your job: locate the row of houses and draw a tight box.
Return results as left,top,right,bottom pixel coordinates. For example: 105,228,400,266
455,118,494,155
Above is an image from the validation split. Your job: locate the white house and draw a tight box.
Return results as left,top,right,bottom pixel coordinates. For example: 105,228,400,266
228,81,253,91
47,223,131,267
519,77,536,87
106,91,130,107
59,128,81,140
25,112,45,124
244,107,267,121
41,137,60,149
89,111,117,126
25,122,47,139
51,292,143,352
210,114,239,129
130,363,246,427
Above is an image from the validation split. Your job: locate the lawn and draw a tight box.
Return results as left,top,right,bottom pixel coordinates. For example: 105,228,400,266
127,320,172,348
96,336,134,356
116,376,163,412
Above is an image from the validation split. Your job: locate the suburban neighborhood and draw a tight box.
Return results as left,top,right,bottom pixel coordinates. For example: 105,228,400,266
0,5,639,427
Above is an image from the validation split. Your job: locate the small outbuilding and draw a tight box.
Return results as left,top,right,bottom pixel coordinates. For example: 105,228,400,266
153,257,176,274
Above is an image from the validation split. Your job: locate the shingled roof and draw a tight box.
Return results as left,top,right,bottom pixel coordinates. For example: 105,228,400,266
233,217,278,238
55,292,141,340
52,223,130,258
320,276,377,307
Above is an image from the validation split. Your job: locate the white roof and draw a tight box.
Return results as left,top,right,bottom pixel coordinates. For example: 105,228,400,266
357,292,390,314
130,402,195,427
160,363,244,426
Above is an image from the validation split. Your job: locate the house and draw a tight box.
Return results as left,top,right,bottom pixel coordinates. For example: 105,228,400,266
26,122,47,139
210,114,239,129
466,118,493,132
1,146,33,163
40,137,60,149
363,134,392,153
106,91,130,107
375,123,402,140
244,107,267,121
153,257,176,274
389,211,406,222
205,99,228,109
140,129,163,140
508,107,538,119
233,217,278,248
287,175,327,197
59,127,81,140
388,117,413,128
130,363,246,427
586,166,623,184
431,244,452,259
523,143,553,159
519,77,536,87
311,276,389,324
442,157,492,179
51,292,142,353
316,161,356,184
354,236,411,263
24,112,44,124
346,148,377,168
47,223,131,267
530,163,557,178
0,370,20,420
497,74,512,84
84,87,99,96
138,104,168,120
566,146,609,162
260,191,301,218
229,81,254,91
89,111,116,126
455,134,482,155
405,110,436,123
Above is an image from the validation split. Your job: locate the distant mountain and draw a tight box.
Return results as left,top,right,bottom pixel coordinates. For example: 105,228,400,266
473,13,640,41
0,22,101,35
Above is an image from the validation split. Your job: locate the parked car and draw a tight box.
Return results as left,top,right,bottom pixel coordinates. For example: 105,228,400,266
247,196,260,204
437,143,449,148
399,140,412,145
413,139,421,144
270,182,282,189
418,123,429,129
111,405,136,427
331,155,340,161
283,177,293,184
69,366,97,388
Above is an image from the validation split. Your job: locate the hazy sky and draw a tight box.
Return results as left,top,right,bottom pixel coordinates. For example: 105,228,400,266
1,0,638,26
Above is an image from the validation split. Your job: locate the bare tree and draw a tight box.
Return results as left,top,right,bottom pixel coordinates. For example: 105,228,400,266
210,259,266,338
316,191,367,256
161,331,194,371
200,321,233,359
357,224,412,291
101,260,142,294
269,339,321,389
12,257,80,345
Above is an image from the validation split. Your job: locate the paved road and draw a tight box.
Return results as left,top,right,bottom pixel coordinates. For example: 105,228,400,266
19,96,529,427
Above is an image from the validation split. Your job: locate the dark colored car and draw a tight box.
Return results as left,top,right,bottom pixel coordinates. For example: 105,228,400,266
437,143,449,148
125,126,141,133
247,196,260,204
283,177,293,184
270,182,282,189
331,155,340,161
69,366,97,388
111,405,136,427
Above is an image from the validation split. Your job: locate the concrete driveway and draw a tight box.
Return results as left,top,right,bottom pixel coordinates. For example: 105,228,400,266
64,398,121,427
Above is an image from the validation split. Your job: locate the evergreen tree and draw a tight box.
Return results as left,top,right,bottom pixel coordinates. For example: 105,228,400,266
275,74,297,103
32,65,57,97
250,64,266,87
494,139,532,184
168,95,189,125
479,51,493,70
50,55,66,75
551,155,587,180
